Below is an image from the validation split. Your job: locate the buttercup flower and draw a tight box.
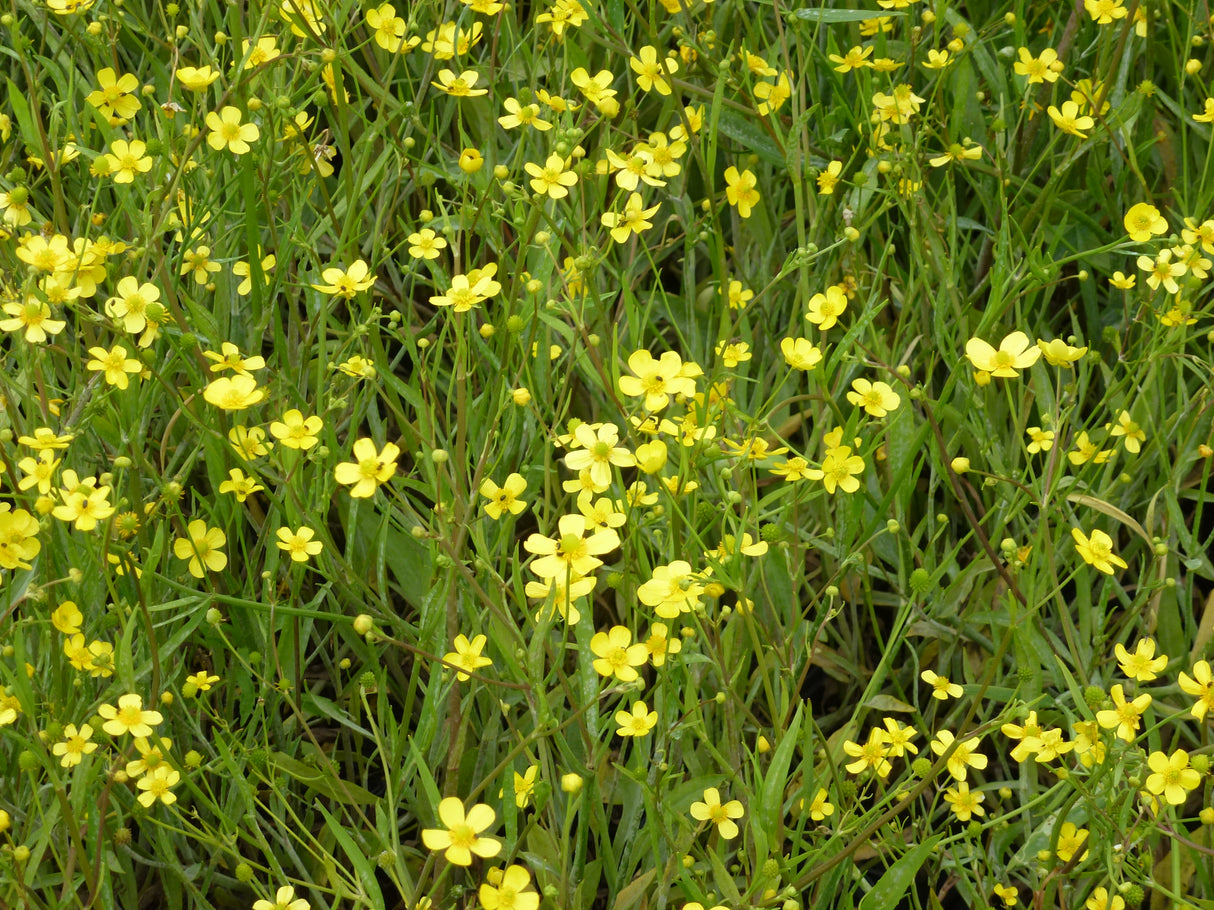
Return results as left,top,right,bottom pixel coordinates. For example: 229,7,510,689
334,438,400,497
174,519,228,577
444,633,493,681
480,474,528,519
1072,528,1127,574
421,797,501,865
689,787,745,839
254,885,311,910
965,331,1041,377
98,693,163,737
1115,638,1167,681
590,625,647,681
724,167,760,218
205,106,259,154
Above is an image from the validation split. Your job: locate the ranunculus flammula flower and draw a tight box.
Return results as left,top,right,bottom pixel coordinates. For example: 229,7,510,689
421,797,501,865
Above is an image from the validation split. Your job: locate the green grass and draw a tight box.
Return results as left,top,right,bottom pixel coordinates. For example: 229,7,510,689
2,0,1214,907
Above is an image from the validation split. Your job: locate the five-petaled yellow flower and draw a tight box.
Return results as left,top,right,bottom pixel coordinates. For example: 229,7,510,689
205,106,260,154
174,519,228,577
964,331,1041,377
689,787,745,839
724,166,760,218
421,797,501,865
334,438,400,497
1071,528,1127,574
480,473,528,519
602,193,661,243
98,693,163,737
276,526,323,563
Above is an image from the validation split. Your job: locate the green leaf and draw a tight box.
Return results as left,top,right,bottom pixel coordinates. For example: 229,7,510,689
269,752,380,806
858,835,943,910
318,804,386,907
715,110,785,167
759,703,803,837
789,7,906,22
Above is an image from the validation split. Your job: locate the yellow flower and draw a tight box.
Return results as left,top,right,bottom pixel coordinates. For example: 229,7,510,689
843,728,892,777
806,285,848,330
829,46,873,73
1123,202,1168,241
205,106,259,154
810,446,865,494
86,344,142,389
276,526,323,563
1084,886,1124,910
618,349,700,411
98,693,163,737
1054,822,1089,863
174,519,228,577
523,513,619,579
365,4,412,52
443,633,493,681
1013,47,1062,84
1067,430,1113,466
312,259,375,298
929,141,982,167
724,166,760,218
431,69,488,96
943,782,985,821
203,374,266,410
754,71,792,115
615,701,658,736
479,865,538,910
1145,749,1202,805
630,45,677,95
229,425,273,459
1194,98,1214,123
590,625,647,681
175,65,220,91
103,139,153,183
407,228,447,259
921,669,962,700
817,160,843,194
1179,661,1214,719
499,97,552,130
51,600,83,635
781,337,823,370
993,883,1019,907
136,765,180,807
689,787,745,839
270,410,323,449
253,885,311,910
562,422,635,488
480,473,528,519
601,193,660,243
421,798,500,865
334,438,400,498
52,723,98,767
1026,427,1055,454
1096,684,1151,741
847,378,901,417
1047,100,1094,137
964,331,1040,377
85,68,141,122
1115,638,1167,681
638,560,708,618
930,730,987,780
1109,410,1145,453
807,787,834,821
524,154,578,198
1037,338,1087,366
1071,528,1127,574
